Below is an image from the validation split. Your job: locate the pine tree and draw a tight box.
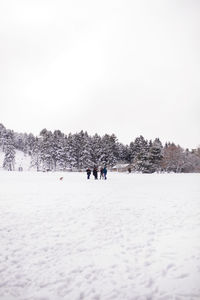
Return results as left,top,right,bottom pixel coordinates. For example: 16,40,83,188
149,138,163,173
130,136,150,173
25,133,36,155
65,133,76,168
39,129,54,171
2,130,15,171
51,130,65,171
55,133,68,171
90,133,103,166
30,137,42,171
79,132,93,168
100,134,118,167
71,131,85,169
0,123,6,149
129,141,138,164
13,132,25,151
116,143,130,163
3,145,15,170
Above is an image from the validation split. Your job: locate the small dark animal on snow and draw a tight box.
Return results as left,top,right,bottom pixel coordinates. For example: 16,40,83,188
59,177,64,181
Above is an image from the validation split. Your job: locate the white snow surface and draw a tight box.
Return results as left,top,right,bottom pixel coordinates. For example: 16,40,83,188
0,172,200,300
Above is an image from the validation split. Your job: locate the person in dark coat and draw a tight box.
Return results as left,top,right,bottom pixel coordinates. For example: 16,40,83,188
100,167,104,179
93,167,98,180
86,168,91,179
103,166,107,180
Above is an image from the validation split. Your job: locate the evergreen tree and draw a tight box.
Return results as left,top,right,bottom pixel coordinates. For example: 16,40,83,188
79,132,93,168
39,129,54,171
149,138,163,173
129,141,138,163
13,132,25,151
130,136,150,173
51,130,65,171
100,134,118,166
65,133,76,168
0,123,6,149
56,135,68,171
71,131,85,169
2,130,15,171
24,133,36,155
116,143,130,163
30,137,42,171
3,144,15,171
90,133,103,166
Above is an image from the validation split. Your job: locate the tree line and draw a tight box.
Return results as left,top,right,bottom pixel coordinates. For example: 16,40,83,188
0,123,200,173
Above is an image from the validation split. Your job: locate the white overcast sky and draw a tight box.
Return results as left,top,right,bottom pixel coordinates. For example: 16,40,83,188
0,0,199,149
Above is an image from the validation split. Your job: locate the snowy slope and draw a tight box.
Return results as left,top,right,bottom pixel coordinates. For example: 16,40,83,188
0,150,31,171
0,172,200,300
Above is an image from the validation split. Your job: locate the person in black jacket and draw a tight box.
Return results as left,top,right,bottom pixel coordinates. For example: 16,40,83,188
86,168,91,179
93,167,98,180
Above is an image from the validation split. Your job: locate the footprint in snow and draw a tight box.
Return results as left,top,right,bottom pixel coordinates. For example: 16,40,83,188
176,273,189,279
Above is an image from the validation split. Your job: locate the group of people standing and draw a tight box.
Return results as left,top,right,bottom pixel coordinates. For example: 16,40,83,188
86,166,107,180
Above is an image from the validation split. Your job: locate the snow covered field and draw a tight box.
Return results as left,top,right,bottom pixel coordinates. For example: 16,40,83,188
0,172,200,300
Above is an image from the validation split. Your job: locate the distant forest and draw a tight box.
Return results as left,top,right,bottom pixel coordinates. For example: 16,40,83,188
0,123,200,173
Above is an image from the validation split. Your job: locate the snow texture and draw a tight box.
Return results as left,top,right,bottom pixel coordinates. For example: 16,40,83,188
0,172,200,300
